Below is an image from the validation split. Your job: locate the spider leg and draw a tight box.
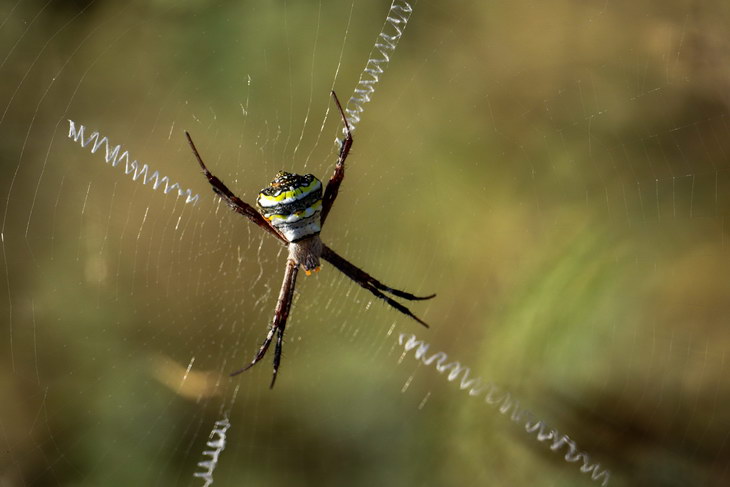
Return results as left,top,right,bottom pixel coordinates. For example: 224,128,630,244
230,259,299,388
321,244,436,300
321,244,433,327
361,282,430,328
320,91,354,226
185,131,286,244
231,323,276,376
271,328,284,389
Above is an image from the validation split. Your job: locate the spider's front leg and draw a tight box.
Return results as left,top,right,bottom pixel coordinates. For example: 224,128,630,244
185,131,286,244
320,91,353,225
230,258,299,388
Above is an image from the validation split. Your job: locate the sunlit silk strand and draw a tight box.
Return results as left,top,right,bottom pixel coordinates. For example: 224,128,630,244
341,0,413,139
67,120,200,205
398,334,611,487
256,171,323,242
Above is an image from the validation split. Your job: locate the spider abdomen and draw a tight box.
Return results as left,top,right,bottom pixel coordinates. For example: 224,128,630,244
257,171,323,243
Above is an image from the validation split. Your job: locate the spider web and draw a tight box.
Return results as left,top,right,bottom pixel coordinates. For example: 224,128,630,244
1,1,729,486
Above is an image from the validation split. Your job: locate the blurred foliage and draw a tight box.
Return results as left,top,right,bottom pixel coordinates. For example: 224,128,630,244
2,0,730,486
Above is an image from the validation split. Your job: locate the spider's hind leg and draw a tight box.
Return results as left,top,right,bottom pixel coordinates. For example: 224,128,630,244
230,259,299,388
360,283,430,328
374,284,436,302
230,325,276,377
321,244,433,327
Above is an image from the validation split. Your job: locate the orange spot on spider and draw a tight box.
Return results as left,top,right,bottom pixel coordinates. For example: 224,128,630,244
304,266,321,276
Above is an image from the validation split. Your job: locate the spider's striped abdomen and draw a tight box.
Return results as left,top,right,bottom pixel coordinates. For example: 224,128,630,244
257,171,323,243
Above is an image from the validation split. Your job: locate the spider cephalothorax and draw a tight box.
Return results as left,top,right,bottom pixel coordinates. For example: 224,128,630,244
185,91,434,388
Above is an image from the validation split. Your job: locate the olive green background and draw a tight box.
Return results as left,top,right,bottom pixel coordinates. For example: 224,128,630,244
1,1,729,486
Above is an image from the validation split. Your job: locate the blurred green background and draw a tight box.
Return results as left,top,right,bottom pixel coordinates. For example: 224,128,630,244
2,0,730,485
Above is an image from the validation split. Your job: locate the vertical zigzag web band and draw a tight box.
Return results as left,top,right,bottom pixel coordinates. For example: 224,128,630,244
341,0,413,137
66,120,200,205
193,417,231,487
398,334,611,486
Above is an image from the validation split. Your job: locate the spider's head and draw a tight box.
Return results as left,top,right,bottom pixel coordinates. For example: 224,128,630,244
257,171,323,244
267,171,301,189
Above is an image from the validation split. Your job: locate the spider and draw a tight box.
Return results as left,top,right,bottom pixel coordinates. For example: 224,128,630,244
185,91,434,388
